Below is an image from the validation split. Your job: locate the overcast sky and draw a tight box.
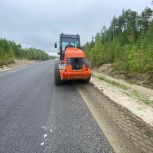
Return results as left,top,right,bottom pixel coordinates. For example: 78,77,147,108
0,0,152,55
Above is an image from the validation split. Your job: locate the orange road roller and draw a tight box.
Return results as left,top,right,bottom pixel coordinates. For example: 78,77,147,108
54,33,91,85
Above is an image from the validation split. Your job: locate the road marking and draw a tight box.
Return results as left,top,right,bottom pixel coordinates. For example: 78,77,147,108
40,126,54,147
43,134,47,139
40,141,44,146
41,126,53,133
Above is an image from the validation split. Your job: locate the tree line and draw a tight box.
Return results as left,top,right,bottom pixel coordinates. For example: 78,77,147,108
83,7,153,74
0,38,51,66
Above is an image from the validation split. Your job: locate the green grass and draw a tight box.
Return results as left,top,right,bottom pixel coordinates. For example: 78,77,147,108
126,90,153,106
97,76,129,90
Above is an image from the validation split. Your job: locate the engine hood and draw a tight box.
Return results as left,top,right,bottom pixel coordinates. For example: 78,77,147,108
64,47,85,58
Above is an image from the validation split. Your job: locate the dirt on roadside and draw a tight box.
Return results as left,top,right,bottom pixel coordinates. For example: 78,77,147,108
0,59,38,72
94,64,153,89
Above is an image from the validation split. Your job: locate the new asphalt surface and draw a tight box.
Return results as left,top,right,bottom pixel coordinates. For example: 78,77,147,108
0,61,114,153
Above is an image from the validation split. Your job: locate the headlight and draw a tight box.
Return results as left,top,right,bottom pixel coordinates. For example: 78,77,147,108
59,64,65,70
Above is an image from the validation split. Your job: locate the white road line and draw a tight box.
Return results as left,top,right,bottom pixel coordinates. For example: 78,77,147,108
40,141,44,146
43,134,47,139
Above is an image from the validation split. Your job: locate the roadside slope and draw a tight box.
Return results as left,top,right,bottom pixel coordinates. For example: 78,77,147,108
77,83,153,153
92,71,153,127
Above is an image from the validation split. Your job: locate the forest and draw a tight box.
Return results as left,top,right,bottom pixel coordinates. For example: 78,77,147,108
0,38,51,66
83,7,153,75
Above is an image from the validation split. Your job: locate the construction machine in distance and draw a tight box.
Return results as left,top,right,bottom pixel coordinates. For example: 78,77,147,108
54,33,91,85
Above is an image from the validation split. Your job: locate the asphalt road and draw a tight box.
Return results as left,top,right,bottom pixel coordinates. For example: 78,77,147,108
0,61,114,153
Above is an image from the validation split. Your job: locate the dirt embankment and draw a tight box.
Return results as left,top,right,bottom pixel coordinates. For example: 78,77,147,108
91,70,153,126
95,64,153,89
0,59,38,72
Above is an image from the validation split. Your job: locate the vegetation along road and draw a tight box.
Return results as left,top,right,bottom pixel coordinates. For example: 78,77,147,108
0,61,114,153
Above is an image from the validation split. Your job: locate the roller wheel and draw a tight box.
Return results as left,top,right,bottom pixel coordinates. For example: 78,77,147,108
54,61,63,85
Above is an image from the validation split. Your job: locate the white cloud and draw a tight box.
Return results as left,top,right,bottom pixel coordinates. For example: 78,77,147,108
0,0,152,53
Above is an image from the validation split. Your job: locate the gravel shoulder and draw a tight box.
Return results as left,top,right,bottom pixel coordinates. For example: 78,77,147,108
0,59,38,72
